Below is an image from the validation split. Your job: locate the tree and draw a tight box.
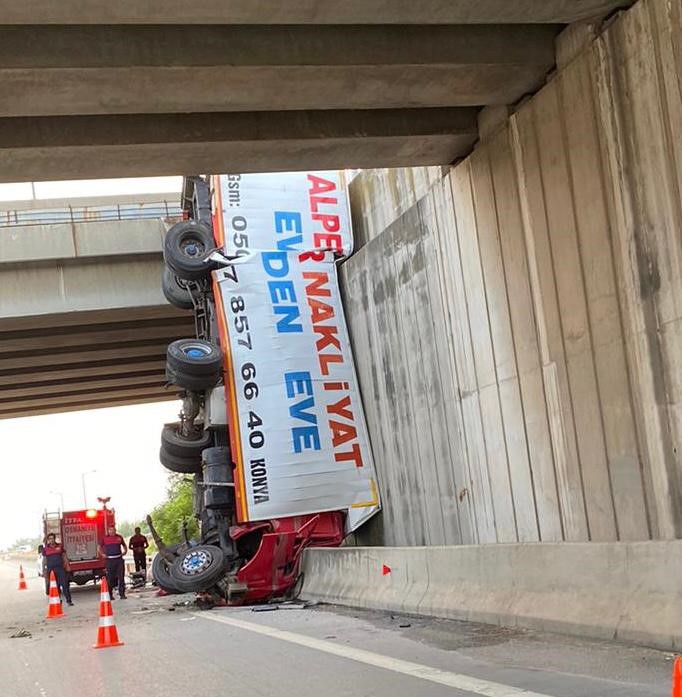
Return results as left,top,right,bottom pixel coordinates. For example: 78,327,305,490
148,474,198,547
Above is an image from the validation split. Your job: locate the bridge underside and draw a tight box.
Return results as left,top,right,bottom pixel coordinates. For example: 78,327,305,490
0,306,191,419
0,217,193,419
0,1,631,181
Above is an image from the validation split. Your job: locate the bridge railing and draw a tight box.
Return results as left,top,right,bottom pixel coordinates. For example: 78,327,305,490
0,200,184,227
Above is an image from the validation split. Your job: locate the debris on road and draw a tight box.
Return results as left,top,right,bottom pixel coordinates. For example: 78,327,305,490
9,628,31,639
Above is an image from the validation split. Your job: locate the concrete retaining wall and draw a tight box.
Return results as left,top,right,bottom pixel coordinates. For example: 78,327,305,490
341,0,682,548
301,543,682,651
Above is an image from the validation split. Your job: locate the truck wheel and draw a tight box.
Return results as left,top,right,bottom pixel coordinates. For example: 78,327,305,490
167,339,222,375
164,220,215,281
159,446,201,474
166,339,222,391
161,423,212,459
169,544,225,593
162,267,195,311
151,544,183,594
166,365,221,392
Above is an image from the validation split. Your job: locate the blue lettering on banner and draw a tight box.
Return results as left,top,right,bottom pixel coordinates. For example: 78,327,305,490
284,371,321,453
275,211,303,251
262,251,302,333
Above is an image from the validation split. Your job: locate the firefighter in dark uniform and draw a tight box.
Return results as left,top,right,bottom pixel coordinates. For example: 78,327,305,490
128,527,149,575
98,524,128,600
42,533,73,605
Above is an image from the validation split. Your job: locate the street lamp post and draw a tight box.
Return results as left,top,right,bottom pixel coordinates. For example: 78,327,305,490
81,470,97,508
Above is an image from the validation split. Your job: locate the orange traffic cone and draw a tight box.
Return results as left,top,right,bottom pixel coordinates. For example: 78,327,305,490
672,657,682,697
45,571,64,619
93,577,124,649
17,565,27,591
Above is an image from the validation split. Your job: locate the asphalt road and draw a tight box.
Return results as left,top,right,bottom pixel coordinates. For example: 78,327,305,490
0,560,673,697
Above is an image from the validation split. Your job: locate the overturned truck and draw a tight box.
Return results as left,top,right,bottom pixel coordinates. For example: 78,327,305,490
152,172,380,604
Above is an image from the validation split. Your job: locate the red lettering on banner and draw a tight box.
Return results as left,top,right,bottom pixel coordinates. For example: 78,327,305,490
327,395,353,421
313,232,342,251
307,174,336,196
303,272,332,297
306,174,345,257
313,212,340,232
319,353,343,376
303,266,364,467
309,299,335,325
329,420,358,447
335,443,364,468
315,324,341,353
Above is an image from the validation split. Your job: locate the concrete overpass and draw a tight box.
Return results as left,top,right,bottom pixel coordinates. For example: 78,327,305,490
0,202,193,419
0,1,631,181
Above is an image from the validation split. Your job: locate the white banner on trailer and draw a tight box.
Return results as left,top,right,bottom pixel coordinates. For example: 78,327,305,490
213,251,379,527
214,171,354,259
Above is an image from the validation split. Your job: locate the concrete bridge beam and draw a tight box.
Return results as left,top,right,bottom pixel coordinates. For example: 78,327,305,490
0,0,631,24
0,108,480,182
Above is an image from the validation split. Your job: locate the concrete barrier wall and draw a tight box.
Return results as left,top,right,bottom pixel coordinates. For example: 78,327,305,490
301,542,682,651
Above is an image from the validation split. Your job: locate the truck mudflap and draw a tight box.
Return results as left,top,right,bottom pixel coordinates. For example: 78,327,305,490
228,511,344,604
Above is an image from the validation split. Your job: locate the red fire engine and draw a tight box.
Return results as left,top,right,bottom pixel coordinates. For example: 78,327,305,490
40,499,115,592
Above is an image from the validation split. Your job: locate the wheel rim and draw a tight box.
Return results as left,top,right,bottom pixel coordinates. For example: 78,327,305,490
180,549,213,576
180,235,206,259
181,343,211,360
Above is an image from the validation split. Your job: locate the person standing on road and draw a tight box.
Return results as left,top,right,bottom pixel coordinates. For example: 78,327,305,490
98,524,128,600
128,527,149,576
41,533,73,606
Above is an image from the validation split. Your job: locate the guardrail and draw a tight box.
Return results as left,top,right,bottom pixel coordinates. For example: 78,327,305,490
0,201,184,227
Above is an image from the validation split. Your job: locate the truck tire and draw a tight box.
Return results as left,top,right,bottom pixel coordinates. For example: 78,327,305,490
161,423,212,459
167,339,222,376
159,446,201,474
164,220,215,281
165,364,221,392
162,267,195,311
169,544,226,593
151,544,183,594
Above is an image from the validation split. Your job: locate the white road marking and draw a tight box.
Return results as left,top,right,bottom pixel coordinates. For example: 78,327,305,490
195,612,556,697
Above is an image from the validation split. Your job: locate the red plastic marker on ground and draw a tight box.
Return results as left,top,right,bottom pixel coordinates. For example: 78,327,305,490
672,657,682,697
93,577,124,649
382,564,391,576
46,571,64,619
17,565,27,591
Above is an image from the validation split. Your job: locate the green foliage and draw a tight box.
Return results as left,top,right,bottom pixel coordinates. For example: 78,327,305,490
116,520,140,539
148,474,198,547
10,536,41,552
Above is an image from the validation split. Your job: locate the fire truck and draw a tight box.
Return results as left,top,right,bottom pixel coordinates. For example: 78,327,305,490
40,500,114,592
150,173,380,604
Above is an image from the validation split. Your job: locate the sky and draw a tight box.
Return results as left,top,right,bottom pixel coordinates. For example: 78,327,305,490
0,176,182,202
0,400,182,549
0,176,186,550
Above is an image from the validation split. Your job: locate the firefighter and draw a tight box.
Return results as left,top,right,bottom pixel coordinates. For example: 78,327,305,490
42,533,73,605
128,527,149,576
98,524,128,600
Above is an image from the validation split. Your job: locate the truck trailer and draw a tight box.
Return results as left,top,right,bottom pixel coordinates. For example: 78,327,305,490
151,172,380,604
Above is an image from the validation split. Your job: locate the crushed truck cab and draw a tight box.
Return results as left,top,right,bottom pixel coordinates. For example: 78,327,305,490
152,173,379,604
